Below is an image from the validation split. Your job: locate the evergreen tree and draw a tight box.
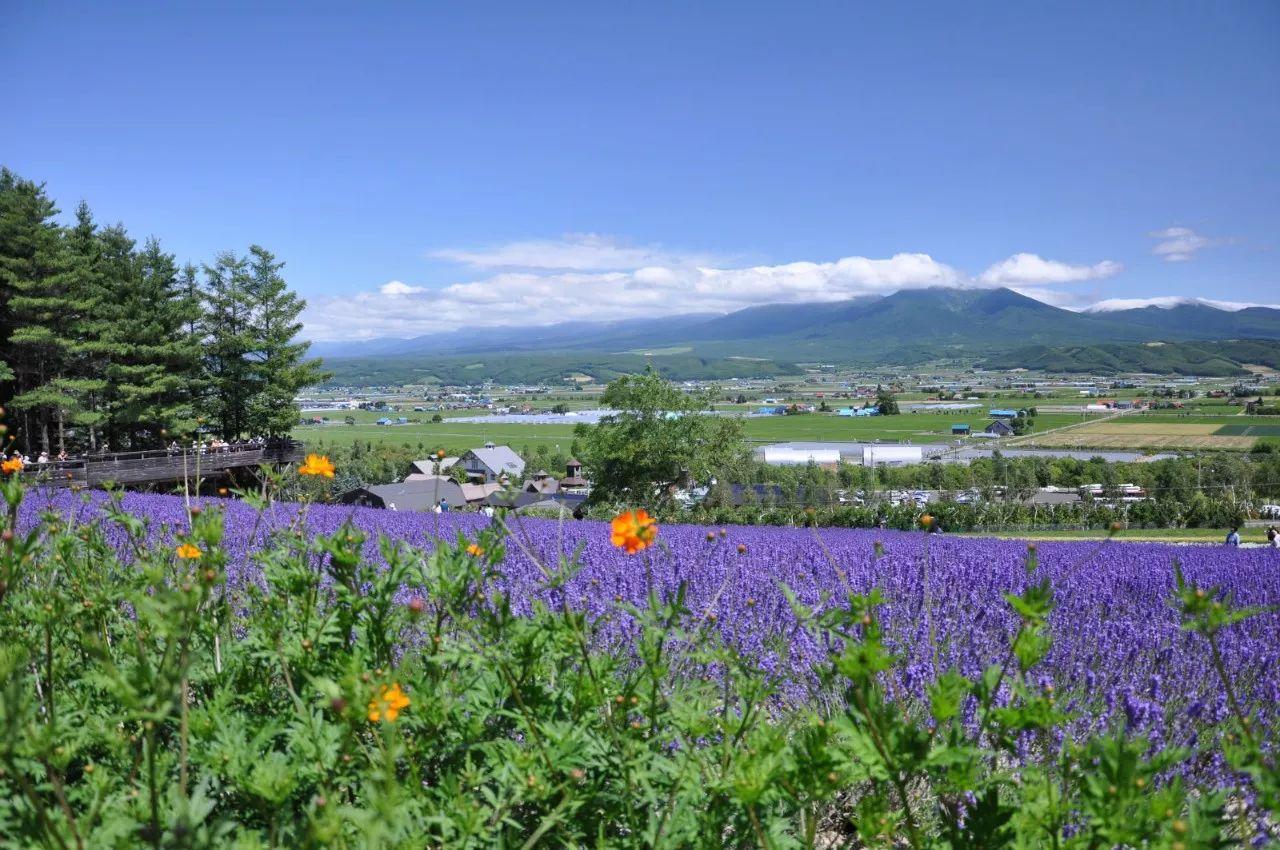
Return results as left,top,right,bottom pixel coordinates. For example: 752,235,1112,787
202,251,256,439
0,169,75,453
85,224,146,450
243,245,329,436
98,237,202,447
57,202,111,452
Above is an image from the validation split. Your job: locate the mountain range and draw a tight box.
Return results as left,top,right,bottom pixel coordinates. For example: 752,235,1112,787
310,288,1280,383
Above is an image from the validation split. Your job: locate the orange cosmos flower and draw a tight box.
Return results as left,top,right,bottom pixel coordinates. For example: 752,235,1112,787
610,509,658,555
1,457,23,475
175,543,203,559
368,683,410,723
298,454,335,478
465,543,485,557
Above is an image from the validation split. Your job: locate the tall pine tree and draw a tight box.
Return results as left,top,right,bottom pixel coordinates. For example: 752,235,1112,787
0,169,76,453
202,251,256,439
98,237,202,447
244,245,329,436
56,201,110,452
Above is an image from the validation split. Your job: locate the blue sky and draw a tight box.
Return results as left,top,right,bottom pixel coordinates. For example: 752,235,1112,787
4,1,1278,340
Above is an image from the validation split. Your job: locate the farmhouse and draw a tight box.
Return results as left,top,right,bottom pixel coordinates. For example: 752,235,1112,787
951,423,971,435
985,420,1014,437
461,442,526,483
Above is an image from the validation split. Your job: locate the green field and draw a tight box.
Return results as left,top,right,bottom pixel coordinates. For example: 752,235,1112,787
1215,422,1280,438
294,409,1108,454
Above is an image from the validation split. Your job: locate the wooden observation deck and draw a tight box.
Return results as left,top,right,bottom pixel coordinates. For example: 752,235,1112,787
18,440,307,487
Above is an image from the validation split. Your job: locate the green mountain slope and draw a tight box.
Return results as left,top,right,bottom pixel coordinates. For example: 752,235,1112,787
981,339,1280,376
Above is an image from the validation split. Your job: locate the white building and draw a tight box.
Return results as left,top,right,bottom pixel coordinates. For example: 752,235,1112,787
862,445,924,467
761,447,841,466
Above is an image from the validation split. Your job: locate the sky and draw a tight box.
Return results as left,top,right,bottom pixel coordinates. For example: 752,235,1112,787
4,1,1279,341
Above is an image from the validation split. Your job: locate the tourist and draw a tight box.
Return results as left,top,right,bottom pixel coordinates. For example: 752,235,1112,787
432,501,442,514
1225,527,1241,547
439,498,450,512
56,450,67,462
1268,525,1278,549
37,451,48,464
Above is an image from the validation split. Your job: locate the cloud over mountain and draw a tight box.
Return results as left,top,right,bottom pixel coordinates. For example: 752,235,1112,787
302,237,1125,341
979,253,1122,285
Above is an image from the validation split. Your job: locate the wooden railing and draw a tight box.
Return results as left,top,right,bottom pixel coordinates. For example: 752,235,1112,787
17,440,307,487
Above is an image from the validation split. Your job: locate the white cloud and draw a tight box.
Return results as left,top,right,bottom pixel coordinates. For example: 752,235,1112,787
379,280,425,296
1085,296,1280,313
1148,226,1226,262
430,233,722,271
303,250,964,340
979,253,1122,285
302,239,1141,341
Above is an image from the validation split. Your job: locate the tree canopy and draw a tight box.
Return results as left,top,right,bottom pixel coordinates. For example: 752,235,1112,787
574,369,748,504
0,166,329,453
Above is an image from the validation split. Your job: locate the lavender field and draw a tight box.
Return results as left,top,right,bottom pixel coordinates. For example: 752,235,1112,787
24,489,1280,784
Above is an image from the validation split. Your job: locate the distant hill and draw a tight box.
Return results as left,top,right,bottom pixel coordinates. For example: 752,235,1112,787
310,288,1280,383
322,351,800,387
1090,303,1280,339
981,339,1280,376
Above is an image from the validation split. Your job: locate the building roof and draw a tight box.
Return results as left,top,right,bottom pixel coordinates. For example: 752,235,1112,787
484,491,588,511
409,457,458,475
524,476,560,495
344,478,465,512
464,445,526,476
460,481,503,502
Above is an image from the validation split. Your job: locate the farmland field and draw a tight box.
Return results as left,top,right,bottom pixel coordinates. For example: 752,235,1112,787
1013,412,1280,450
1084,422,1221,435
1216,422,1280,438
1027,430,1257,450
295,409,1107,452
